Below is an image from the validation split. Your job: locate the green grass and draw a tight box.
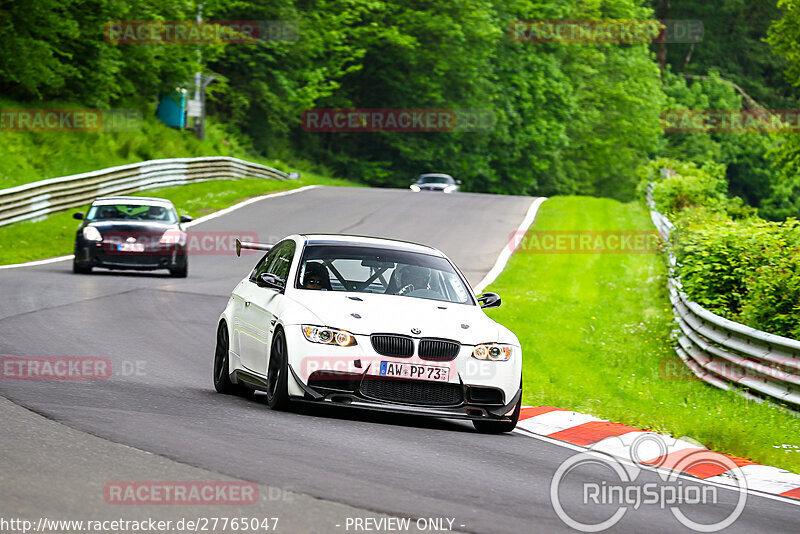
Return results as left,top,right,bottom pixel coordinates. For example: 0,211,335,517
0,174,360,265
485,195,800,473
0,97,334,189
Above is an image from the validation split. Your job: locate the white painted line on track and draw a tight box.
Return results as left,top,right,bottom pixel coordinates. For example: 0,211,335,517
0,255,75,270
474,196,547,294
184,185,319,228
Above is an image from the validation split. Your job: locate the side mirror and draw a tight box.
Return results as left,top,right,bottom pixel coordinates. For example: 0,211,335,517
477,292,501,309
180,215,193,223
259,273,286,291
73,212,84,220
455,180,463,185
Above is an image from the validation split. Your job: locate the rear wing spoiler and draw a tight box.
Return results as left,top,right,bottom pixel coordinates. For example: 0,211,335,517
235,238,273,257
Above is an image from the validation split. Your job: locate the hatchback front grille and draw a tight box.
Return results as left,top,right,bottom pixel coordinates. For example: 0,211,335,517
418,338,460,361
370,334,414,357
360,378,464,406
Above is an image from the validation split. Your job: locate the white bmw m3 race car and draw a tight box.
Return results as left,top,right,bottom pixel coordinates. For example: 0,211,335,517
214,234,523,433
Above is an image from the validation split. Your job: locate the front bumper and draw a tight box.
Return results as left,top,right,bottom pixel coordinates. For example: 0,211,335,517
283,328,522,421
74,239,187,271
288,364,521,421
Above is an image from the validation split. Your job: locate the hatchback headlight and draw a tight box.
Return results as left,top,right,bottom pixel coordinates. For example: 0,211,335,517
82,226,102,242
302,325,357,347
472,343,512,361
159,229,187,247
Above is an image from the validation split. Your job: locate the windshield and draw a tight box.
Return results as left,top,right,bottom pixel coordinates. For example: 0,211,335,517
296,244,474,305
87,203,177,223
418,176,453,184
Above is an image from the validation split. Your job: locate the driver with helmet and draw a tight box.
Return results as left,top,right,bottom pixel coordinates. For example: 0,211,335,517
396,265,431,296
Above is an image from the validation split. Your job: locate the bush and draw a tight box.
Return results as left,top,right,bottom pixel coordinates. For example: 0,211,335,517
740,249,800,339
674,219,800,324
644,157,800,339
638,157,728,216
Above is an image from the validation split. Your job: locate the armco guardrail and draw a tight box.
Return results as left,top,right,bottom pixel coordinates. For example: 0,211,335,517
648,181,800,407
0,156,291,227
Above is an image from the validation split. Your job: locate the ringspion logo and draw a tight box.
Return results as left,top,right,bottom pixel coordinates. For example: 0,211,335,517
551,434,747,531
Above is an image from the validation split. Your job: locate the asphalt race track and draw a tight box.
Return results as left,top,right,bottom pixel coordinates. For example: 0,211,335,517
0,187,797,533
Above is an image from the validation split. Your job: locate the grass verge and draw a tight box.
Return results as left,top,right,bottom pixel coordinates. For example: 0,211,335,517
485,195,800,473
0,173,359,265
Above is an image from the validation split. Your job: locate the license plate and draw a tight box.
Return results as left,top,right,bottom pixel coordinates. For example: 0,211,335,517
118,243,145,252
378,361,449,382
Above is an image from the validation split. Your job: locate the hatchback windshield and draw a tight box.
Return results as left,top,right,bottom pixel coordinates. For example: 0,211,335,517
296,244,473,305
87,203,177,223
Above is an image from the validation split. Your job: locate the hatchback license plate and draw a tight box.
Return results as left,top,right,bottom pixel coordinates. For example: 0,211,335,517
118,243,145,252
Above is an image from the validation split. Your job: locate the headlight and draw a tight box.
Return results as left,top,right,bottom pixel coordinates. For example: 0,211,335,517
444,185,457,193
82,226,102,242
410,184,421,192
302,325,357,347
472,343,512,361
159,229,187,247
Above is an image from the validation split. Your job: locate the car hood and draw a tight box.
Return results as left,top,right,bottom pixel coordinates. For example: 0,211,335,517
288,290,516,345
87,220,180,237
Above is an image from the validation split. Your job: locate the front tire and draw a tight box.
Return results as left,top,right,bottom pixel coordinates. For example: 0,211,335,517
473,395,521,434
73,260,92,274
266,328,291,411
169,263,188,278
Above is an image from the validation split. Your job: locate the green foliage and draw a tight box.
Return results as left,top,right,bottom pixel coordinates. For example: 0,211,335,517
674,217,800,337
0,99,253,188
740,248,800,340
657,70,781,209
0,0,200,106
205,0,662,199
640,157,729,216
644,156,800,337
488,195,800,473
655,0,795,109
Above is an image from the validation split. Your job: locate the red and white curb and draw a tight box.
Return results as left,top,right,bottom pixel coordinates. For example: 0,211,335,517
514,406,800,502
